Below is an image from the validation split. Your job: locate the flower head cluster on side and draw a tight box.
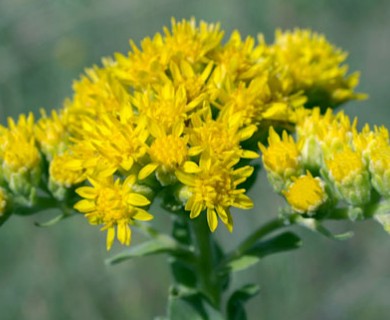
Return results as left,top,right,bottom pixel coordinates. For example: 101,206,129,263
0,19,364,249
261,107,390,231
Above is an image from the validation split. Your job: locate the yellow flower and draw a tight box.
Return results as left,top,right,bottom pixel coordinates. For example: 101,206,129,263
138,122,189,183
270,29,365,107
163,18,223,64
78,112,149,173
35,109,68,160
1,113,40,174
296,108,353,168
74,175,153,250
50,153,86,187
176,153,254,232
369,144,390,198
283,172,327,213
188,107,258,160
132,82,202,133
211,30,267,80
325,147,371,205
169,60,214,102
259,127,301,191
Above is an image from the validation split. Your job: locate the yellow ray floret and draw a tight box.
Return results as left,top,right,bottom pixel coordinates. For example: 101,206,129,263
176,154,254,232
259,127,301,177
74,175,153,250
283,172,327,213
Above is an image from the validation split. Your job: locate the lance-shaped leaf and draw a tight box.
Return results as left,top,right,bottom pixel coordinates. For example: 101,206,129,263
106,234,191,265
227,284,260,320
219,232,302,274
168,285,224,320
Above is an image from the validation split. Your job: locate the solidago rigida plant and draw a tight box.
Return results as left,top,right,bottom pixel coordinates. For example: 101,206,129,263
1,18,389,319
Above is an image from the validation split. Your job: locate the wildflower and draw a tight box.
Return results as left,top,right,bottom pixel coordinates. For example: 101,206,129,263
188,107,258,161
0,114,41,197
368,145,390,198
270,29,365,107
325,147,370,206
259,127,302,192
74,175,153,250
283,171,327,214
163,18,223,64
35,109,68,160
138,122,189,184
176,153,254,232
131,82,203,133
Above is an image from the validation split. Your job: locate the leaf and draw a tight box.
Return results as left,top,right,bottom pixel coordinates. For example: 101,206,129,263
296,217,354,240
220,232,302,274
34,212,72,227
106,234,189,265
227,284,260,320
168,286,224,320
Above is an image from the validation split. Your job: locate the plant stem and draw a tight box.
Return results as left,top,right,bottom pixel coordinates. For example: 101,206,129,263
190,216,221,309
227,216,292,261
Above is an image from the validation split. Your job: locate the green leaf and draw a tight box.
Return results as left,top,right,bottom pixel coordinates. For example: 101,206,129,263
220,232,302,274
296,217,354,240
34,212,72,227
167,286,224,320
227,284,260,320
106,234,190,265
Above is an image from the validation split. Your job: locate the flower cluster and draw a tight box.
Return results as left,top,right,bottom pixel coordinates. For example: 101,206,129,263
0,19,364,248
261,107,390,231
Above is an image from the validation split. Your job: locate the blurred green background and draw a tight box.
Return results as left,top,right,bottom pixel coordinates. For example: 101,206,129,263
1,0,390,319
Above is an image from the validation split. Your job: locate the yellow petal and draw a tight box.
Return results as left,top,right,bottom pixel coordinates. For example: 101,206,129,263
127,193,150,206
75,186,96,199
106,227,115,251
233,194,253,209
207,208,218,232
133,209,154,221
74,199,95,213
138,163,159,180
182,161,200,173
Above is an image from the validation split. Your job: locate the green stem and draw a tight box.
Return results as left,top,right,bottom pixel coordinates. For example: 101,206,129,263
190,216,221,308
226,216,293,262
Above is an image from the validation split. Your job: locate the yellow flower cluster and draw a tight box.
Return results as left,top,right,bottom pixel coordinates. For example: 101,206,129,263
0,19,364,248
261,107,390,216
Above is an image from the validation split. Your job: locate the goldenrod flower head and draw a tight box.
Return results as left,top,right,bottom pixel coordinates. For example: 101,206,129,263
169,60,214,101
259,127,301,191
296,108,353,166
50,153,86,188
176,154,254,232
132,82,201,132
271,29,365,107
1,113,40,174
325,147,370,206
212,30,267,80
114,33,166,87
369,145,390,198
188,108,258,160
35,109,68,160
79,113,149,172
139,122,188,183
74,175,153,250
164,18,223,64
353,124,389,159
283,171,327,214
